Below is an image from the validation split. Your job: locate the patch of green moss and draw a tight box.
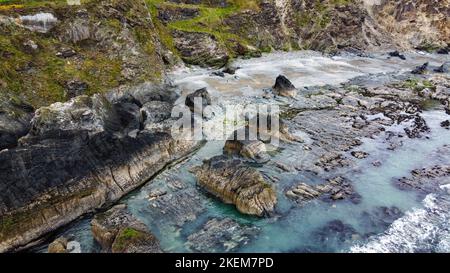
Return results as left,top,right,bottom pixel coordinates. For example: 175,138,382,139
397,78,436,92
111,227,146,252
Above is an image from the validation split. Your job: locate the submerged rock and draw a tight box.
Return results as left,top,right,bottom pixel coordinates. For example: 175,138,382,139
441,120,450,129
91,205,162,253
411,62,429,74
396,165,450,193
273,75,296,97
351,151,369,159
186,218,259,253
192,155,277,217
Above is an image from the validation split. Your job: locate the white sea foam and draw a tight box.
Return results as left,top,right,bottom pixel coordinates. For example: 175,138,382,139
351,190,450,253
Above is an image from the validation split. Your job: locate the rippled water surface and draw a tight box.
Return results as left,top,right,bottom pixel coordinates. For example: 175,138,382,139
32,51,450,253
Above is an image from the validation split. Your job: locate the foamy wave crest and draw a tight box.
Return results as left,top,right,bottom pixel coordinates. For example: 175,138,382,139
350,190,450,253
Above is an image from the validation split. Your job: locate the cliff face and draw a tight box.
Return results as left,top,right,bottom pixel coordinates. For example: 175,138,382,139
367,0,450,50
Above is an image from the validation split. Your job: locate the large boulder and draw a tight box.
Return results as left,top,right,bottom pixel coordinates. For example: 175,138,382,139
185,87,212,113
192,155,277,217
273,75,297,97
48,237,69,253
91,204,162,253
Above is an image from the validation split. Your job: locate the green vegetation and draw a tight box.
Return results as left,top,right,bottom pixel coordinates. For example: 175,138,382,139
111,227,146,252
398,78,436,92
146,0,261,58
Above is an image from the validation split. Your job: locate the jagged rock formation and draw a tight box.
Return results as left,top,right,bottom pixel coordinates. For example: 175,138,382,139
0,94,34,150
0,83,198,252
286,177,361,204
368,0,450,50
273,75,296,97
91,204,162,253
192,155,277,217
185,218,259,252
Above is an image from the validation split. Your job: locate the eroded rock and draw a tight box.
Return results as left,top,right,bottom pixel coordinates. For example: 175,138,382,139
186,218,259,253
286,177,361,205
192,155,277,217
91,205,162,253
273,75,296,97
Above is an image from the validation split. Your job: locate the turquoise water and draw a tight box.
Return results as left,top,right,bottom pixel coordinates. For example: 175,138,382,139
31,51,450,253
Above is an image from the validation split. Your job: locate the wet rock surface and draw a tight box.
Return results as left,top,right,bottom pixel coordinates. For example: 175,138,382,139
286,177,361,205
185,218,259,253
185,87,212,113
192,155,277,217
396,165,450,194
273,75,296,97
91,205,162,253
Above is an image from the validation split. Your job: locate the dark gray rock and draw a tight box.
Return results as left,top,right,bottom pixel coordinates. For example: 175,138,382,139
157,6,200,24
172,30,229,68
411,62,429,74
434,62,449,73
388,51,406,60
65,80,88,99
0,83,198,252
0,95,34,151
273,75,296,97
186,218,259,253
185,87,212,113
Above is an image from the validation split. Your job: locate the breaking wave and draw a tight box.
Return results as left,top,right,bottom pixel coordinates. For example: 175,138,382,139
351,185,450,253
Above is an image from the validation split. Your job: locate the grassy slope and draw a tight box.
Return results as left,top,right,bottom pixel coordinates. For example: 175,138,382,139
0,0,161,107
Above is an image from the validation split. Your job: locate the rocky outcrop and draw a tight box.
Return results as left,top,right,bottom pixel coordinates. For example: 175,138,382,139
273,75,296,97
48,237,69,253
91,205,162,253
395,164,450,194
172,30,229,67
157,5,200,24
185,87,212,113
192,155,277,217
0,83,198,253
0,95,34,151
369,0,450,50
286,177,361,205
186,218,259,253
